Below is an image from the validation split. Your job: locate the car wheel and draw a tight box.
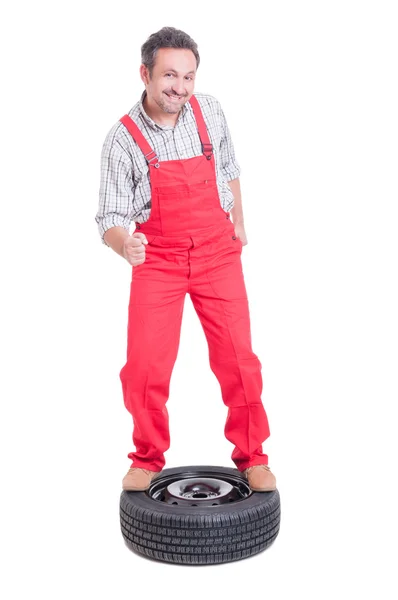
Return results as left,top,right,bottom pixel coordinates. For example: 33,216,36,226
120,464,281,565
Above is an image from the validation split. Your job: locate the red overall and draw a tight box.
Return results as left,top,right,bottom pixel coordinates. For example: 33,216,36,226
119,95,270,472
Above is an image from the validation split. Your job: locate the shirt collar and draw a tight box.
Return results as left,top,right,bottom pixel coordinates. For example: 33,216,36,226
139,89,189,130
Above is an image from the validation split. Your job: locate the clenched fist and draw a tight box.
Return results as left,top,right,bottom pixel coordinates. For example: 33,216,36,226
122,233,148,266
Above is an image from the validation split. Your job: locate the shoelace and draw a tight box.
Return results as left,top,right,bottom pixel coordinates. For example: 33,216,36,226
129,468,154,475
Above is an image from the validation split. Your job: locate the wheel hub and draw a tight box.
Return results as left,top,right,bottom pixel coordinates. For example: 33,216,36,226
148,471,252,506
166,477,233,503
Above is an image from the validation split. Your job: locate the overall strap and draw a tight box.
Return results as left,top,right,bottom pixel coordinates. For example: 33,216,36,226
119,115,160,168
189,95,213,160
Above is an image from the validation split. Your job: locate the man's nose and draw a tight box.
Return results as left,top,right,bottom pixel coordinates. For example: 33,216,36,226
172,79,186,95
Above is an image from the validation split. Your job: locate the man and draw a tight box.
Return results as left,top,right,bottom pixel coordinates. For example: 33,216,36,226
95,27,276,493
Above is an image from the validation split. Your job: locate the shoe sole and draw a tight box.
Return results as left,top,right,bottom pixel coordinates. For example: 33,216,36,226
244,476,277,492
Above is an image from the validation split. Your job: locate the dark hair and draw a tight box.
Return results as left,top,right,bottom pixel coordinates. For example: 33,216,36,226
141,27,200,76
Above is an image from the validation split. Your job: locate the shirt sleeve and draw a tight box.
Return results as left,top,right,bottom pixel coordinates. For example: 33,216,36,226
218,104,241,182
95,131,135,246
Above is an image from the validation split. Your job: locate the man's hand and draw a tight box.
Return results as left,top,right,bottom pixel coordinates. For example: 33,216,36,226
234,222,248,246
122,233,148,266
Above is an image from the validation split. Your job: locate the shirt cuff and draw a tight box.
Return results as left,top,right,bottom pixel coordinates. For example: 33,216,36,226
222,165,241,182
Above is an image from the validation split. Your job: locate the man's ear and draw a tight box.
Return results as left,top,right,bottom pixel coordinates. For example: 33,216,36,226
139,64,150,86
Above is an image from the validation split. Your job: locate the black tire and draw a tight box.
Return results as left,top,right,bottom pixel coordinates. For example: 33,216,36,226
120,465,281,565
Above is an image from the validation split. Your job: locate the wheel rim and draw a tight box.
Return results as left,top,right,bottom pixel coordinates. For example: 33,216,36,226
147,469,252,506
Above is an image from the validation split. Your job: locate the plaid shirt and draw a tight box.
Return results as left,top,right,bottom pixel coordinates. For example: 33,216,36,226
95,91,241,246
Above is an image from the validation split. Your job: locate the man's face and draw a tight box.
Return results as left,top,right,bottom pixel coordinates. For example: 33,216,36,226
141,48,197,115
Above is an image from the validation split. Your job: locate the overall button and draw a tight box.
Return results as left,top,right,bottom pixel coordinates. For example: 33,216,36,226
232,235,237,240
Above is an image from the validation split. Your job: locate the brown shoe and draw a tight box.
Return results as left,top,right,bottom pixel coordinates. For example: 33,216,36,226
122,467,161,491
243,464,277,492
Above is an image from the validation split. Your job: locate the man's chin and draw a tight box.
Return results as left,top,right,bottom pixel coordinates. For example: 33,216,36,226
158,99,183,114
160,105,180,115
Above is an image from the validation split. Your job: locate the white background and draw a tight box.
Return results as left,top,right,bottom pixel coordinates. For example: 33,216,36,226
1,0,397,598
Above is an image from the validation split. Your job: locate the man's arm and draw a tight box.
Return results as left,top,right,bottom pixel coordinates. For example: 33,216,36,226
229,178,244,226
103,226,131,258
95,129,134,250
217,101,247,244
229,177,247,245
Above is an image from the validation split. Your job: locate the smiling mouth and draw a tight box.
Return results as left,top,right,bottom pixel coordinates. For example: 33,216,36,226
164,93,184,101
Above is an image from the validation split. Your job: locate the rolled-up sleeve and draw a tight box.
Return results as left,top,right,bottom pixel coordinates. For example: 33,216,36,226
218,105,241,182
95,132,134,246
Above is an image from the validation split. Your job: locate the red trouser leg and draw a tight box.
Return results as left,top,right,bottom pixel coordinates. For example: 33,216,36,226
189,231,271,471
119,264,187,471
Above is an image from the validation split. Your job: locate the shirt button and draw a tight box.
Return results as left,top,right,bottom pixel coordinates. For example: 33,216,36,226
232,235,236,240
